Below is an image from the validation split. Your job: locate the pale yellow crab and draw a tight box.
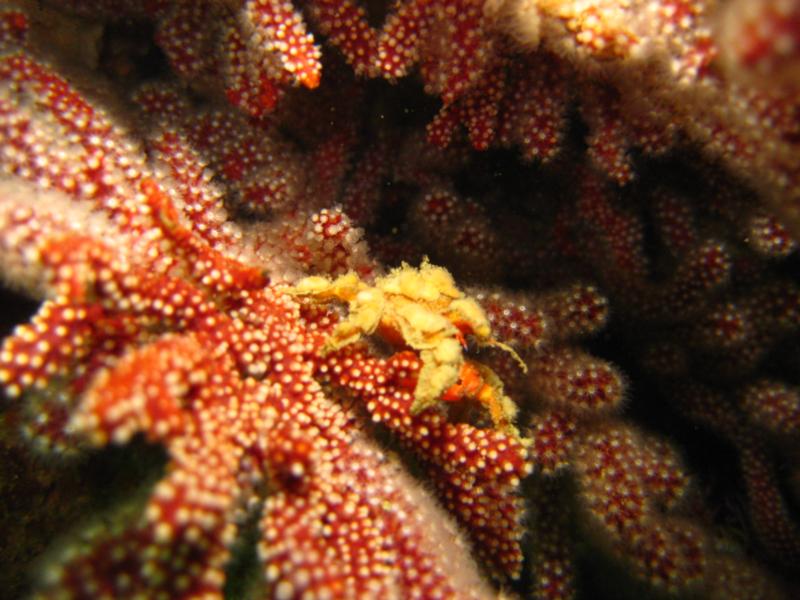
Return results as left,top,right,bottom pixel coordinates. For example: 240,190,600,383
287,259,526,434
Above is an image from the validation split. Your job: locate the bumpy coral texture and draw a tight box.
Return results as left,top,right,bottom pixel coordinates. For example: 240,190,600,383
0,1,799,599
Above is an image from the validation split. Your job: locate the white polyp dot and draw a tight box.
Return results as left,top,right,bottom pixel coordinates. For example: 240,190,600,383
275,580,294,600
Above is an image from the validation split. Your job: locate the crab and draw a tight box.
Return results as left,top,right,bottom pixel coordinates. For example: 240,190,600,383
287,259,526,435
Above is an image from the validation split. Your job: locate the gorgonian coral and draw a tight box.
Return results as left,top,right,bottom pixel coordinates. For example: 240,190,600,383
1,1,799,599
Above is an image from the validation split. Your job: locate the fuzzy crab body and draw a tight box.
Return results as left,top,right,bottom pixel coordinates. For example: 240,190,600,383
288,260,523,434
